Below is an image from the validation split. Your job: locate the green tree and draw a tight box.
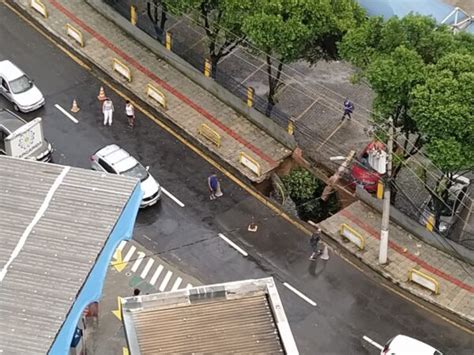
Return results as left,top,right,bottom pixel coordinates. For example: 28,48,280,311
282,168,339,221
164,0,254,77
243,0,364,113
410,53,474,228
340,15,473,183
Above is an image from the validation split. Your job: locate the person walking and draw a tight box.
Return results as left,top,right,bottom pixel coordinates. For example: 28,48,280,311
341,98,354,121
102,97,114,126
125,100,135,128
309,226,322,260
207,173,221,200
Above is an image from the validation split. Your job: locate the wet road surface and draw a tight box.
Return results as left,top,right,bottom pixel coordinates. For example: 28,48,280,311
0,4,472,354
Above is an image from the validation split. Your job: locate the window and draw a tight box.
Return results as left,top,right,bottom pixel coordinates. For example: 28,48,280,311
98,158,116,174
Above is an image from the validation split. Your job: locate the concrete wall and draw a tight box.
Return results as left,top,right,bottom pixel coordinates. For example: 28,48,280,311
356,186,474,265
86,0,296,150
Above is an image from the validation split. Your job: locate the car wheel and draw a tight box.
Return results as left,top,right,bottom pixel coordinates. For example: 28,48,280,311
13,104,19,112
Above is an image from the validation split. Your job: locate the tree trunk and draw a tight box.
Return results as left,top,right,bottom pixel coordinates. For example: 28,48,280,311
265,56,283,116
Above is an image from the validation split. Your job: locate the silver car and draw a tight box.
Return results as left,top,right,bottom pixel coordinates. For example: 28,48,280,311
90,144,161,208
0,60,45,112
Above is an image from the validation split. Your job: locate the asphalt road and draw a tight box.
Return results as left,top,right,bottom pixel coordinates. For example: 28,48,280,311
0,3,472,354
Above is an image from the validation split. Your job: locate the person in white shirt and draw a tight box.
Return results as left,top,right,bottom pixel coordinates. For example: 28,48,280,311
125,100,135,128
102,97,114,126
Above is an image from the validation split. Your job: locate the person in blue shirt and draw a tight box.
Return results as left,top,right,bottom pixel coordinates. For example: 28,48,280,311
208,173,220,200
341,98,354,121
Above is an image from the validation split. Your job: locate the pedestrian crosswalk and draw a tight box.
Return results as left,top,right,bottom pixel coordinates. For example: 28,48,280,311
115,241,195,294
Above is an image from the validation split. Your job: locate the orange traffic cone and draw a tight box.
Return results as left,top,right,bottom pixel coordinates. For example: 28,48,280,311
71,99,80,113
97,86,106,101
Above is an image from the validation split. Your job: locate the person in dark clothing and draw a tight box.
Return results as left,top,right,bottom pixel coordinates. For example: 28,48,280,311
208,173,220,200
341,98,354,121
309,227,322,260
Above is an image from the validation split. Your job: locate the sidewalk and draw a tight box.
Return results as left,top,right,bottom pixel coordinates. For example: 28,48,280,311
320,200,474,323
11,0,291,182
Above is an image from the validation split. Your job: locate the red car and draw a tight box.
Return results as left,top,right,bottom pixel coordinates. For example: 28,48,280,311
350,141,386,193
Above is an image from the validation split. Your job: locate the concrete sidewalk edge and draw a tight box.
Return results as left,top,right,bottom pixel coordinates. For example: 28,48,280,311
319,219,474,325
85,0,296,151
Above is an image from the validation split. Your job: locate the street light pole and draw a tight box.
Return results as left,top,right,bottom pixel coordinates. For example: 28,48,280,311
379,116,394,264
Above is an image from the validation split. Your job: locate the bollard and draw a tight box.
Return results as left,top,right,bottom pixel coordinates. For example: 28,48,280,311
376,180,384,199
165,32,172,50
287,118,295,135
130,5,137,26
247,87,254,107
204,59,212,77
426,214,435,232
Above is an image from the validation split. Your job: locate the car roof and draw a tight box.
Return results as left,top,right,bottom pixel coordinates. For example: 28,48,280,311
0,60,25,81
0,109,27,133
95,144,138,173
389,335,439,354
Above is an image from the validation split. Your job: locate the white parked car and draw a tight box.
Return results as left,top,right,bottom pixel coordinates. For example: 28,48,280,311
381,335,443,355
0,60,45,112
90,144,161,208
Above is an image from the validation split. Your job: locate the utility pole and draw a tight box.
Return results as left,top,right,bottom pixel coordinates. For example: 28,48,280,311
379,116,393,264
321,150,356,202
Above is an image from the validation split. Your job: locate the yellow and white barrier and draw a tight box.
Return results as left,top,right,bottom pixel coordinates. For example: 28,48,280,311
198,124,221,147
112,58,132,82
239,152,261,177
145,84,167,109
340,224,365,250
408,269,440,294
30,0,48,18
66,24,84,47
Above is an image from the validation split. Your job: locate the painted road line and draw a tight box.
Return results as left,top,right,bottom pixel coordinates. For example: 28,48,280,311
54,104,78,124
118,240,127,251
140,259,155,279
123,245,136,263
218,233,248,257
283,282,317,307
161,187,185,207
159,271,173,292
131,251,146,272
186,283,193,289
171,277,183,291
150,265,164,286
362,336,383,350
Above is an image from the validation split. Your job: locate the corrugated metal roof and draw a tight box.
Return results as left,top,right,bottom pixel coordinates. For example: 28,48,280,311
122,278,298,354
0,156,138,354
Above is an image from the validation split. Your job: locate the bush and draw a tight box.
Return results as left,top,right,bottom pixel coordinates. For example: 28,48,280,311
282,167,340,222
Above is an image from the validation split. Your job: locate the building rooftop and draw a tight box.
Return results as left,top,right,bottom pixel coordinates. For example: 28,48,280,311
0,156,139,354
122,278,298,354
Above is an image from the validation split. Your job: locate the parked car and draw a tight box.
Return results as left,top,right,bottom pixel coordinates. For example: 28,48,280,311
0,60,45,112
351,141,387,193
90,144,161,208
419,175,470,235
0,108,52,161
381,335,443,355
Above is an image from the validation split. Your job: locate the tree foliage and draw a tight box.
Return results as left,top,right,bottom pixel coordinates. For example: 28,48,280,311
243,0,364,111
282,168,339,221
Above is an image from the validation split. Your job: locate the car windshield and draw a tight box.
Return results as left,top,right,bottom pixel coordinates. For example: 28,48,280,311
9,75,33,94
122,163,149,181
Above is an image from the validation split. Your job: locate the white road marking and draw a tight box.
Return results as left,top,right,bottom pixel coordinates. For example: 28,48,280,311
131,252,146,272
140,259,155,279
150,265,164,286
55,104,78,123
362,336,383,350
218,233,248,257
0,167,70,282
161,187,185,207
171,277,183,291
283,282,317,307
118,240,127,251
123,246,136,263
186,283,193,289
159,271,173,292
